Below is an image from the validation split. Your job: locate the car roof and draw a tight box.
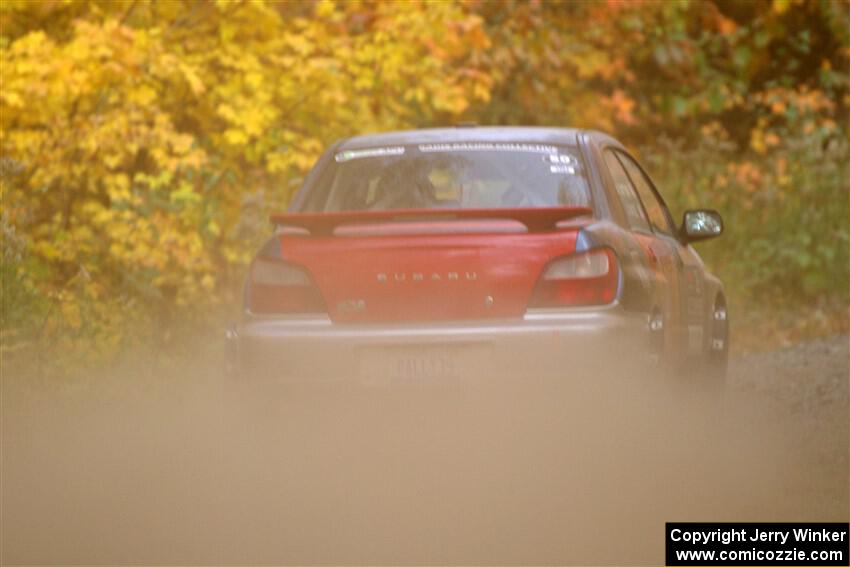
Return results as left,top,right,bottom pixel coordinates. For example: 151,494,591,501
335,126,587,150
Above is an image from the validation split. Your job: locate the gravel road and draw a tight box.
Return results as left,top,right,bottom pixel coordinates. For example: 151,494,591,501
2,335,847,565
731,334,848,414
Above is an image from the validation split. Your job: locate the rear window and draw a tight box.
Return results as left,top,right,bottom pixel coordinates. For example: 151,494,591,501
301,142,591,212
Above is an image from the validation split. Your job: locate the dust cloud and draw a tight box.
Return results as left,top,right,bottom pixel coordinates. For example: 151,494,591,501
2,337,848,564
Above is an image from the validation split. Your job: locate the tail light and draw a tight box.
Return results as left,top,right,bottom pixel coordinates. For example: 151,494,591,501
248,258,327,314
529,248,619,308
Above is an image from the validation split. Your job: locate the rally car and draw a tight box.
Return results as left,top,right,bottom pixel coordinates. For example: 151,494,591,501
226,127,727,386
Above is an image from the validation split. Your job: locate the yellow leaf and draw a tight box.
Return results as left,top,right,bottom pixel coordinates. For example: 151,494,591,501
0,91,25,108
315,0,335,18
223,128,249,146
33,240,61,261
179,63,205,95
61,300,82,330
772,0,790,14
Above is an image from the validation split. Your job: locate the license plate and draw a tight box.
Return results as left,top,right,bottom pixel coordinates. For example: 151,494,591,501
359,344,487,385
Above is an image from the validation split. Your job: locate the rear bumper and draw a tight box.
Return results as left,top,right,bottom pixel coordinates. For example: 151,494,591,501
227,306,649,384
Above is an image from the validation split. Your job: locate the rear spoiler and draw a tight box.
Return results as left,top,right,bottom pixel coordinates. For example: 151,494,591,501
270,207,593,236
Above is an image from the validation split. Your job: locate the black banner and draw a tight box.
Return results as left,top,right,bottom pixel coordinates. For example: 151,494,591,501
666,523,849,566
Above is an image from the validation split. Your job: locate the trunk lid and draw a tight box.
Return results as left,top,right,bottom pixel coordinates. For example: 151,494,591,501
272,207,591,323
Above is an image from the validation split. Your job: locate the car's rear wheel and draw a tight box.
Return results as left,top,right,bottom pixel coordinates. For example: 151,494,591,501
647,309,665,368
224,325,240,379
702,296,729,390
647,308,682,385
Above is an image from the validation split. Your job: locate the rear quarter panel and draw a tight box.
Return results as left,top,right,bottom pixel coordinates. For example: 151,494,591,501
572,221,661,318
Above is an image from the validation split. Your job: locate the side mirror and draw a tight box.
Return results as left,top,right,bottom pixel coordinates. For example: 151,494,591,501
680,209,723,243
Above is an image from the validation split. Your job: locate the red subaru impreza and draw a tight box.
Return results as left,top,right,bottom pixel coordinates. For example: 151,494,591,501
227,127,727,387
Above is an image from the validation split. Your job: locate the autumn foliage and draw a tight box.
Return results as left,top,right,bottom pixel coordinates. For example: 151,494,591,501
1,0,848,364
